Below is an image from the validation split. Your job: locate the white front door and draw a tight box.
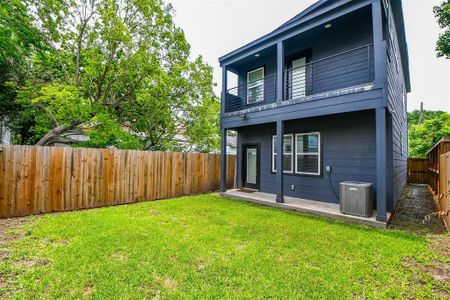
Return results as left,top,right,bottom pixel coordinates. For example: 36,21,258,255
246,148,257,185
244,146,258,189
291,57,306,99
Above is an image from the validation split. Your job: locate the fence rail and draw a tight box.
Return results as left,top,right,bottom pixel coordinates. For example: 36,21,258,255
0,145,235,219
407,158,428,184
426,136,450,195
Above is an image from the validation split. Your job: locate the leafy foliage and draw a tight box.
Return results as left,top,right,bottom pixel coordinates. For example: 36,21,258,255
433,0,450,58
408,110,450,158
0,0,220,152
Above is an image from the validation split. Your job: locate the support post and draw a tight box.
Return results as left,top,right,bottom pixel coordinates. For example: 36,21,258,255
276,41,284,104
371,0,387,90
220,128,227,192
276,120,284,203
221,66,228,114
376,107,387,222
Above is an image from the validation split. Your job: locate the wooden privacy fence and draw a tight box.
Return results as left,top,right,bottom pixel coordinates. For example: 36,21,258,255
407,158,428,184
439,152,450,230
427,136,450,195
0,145,235,219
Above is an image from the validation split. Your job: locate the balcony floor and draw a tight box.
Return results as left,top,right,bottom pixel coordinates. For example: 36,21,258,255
220,189,390,228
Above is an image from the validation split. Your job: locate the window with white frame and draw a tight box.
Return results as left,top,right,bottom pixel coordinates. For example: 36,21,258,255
247,67,264,104
295,132,320,175
272,134,293,173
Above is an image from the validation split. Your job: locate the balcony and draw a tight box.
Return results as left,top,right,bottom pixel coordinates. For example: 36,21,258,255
224,44,374,113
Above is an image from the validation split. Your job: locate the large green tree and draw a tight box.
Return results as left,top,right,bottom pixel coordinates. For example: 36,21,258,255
0,0,220,152
434,0,450,58
0,0,56,143
408,110,450,158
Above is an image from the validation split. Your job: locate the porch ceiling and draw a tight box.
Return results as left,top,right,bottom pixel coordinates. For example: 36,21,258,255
225,5,371,74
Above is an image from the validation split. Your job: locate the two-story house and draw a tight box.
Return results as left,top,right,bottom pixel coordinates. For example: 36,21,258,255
219,0,409,225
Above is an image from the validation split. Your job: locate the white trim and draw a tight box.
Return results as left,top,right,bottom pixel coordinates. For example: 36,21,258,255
247,67,264,104
272,134,294,173
295,132,321,175
272,135,276,173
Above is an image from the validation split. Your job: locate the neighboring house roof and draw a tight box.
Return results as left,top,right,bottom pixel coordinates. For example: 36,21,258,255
219,0,410,92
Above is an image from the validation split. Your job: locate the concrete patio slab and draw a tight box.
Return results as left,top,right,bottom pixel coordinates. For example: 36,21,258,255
220,189,389,228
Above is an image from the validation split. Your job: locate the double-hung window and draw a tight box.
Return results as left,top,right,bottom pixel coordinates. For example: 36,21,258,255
272,134,293,173
247,67,264,104
295,132,320,175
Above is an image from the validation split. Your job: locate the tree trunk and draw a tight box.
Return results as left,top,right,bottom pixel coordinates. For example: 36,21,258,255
35,124,73,146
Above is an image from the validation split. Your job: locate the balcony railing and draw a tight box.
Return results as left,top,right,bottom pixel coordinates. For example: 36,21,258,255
224,44,374,113
225,74,277,113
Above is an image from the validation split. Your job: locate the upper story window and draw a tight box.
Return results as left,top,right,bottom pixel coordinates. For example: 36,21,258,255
295,132,321,175
247,67,264,104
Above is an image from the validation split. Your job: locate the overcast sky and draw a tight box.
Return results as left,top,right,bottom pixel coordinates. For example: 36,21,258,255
170,0,450,112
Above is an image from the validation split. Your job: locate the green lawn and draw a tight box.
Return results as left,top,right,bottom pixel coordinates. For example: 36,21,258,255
1,194,448,299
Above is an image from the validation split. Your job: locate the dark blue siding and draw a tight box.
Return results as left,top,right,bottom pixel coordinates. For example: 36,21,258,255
222,88,383,128
386,7,408,211
311,45,374,94
236,110,377,205
221,1,410,215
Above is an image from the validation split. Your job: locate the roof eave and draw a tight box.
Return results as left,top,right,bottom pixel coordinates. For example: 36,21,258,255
218,0,355,66
391,0,411,93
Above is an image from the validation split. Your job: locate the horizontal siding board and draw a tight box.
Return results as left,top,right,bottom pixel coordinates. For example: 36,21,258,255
237,110,377,204
222,88,384,128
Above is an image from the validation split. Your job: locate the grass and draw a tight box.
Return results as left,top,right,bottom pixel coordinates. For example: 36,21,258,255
0,194,448,299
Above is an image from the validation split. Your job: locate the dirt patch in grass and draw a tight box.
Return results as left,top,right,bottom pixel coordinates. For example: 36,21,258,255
389,184,447,235
163,278,178,290
0,217,56,299
83,284,95,297
0,218,30,298
390,185,450,297
404,256,450,297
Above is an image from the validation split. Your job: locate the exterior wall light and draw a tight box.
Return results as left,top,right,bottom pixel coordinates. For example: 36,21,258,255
324,23,332,29
254,53,260,58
